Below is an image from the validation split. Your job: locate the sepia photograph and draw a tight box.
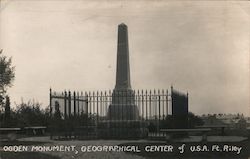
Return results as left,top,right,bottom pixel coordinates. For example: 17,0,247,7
0,0,249,159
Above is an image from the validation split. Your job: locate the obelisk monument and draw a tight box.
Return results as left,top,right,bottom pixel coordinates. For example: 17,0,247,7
115,23,131,90
108,23,139,120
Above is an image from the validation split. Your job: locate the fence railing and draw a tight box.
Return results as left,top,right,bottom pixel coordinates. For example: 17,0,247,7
49,88,188,139
50,89,173,120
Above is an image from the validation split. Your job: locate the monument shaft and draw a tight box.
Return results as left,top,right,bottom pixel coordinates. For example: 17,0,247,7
115,23,131,90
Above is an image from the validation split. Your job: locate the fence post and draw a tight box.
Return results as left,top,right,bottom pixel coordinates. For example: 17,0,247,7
74,91,76,117
77,92,80,116
166,89,168,117
142,90,144,120
146,90,148,121
88,91,91,117
187,92,189,113
49,88,52,117
137,90,140,119
93,91,95,117
133,90,136,120
85,92,88,116
162,89,164,119
68,91,71,118
158,89,161,134
149,90,152,120
100,91,103,117
108,90,111,120
97,91,99,123
49,88,52,139
64,91,67,118
187,92,189,127
104,91,107,118
81,92,83,114
171,86,173,116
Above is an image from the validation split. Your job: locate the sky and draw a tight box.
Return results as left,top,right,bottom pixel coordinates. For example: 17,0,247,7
0,0,249,116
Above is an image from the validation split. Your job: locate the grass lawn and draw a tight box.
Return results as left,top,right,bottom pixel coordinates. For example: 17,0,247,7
0,152,60,159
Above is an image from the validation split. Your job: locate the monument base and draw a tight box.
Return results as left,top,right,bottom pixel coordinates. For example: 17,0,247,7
97,120,148,139
107,104,139,120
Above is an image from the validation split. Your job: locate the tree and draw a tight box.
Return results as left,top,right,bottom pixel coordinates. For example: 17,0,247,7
2,96,17,128
0,50,15,107
4,95,10,122
15,101,46,127
188,112,204,128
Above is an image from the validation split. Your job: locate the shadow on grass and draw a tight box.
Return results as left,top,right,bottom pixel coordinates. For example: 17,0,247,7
1,152,60,159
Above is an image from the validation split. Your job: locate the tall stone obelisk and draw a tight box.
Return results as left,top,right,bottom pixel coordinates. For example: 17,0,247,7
115,23,131,90
108,23,139,120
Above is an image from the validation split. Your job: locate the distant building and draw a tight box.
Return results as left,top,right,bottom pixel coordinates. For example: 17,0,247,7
201,113,248,130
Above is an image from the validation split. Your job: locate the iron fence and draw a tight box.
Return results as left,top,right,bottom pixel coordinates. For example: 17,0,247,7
50,89,172,120
49,88,188,139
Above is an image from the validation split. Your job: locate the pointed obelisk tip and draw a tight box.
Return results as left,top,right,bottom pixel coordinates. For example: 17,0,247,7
119,23,127,27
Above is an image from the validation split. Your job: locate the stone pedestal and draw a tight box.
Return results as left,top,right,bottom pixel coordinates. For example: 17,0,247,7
108,104,139,120
107,89,139,120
